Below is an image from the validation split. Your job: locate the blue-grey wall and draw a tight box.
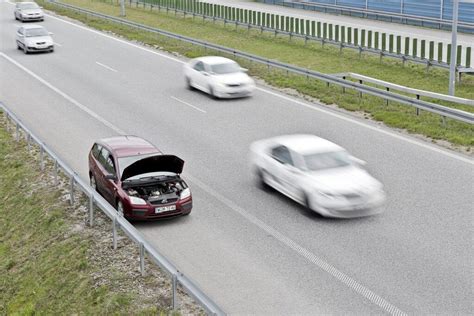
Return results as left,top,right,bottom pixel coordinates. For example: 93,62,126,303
287,0,474,23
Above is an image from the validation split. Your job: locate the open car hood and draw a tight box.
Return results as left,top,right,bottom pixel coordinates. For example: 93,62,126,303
121,155,184,181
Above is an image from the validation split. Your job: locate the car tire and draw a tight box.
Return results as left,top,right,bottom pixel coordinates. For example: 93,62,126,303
117,200,125,217
50,48,54,53
185,77,194,90
208,86,218,99
17,43,21,50
90,175,98,192
258,169,272,191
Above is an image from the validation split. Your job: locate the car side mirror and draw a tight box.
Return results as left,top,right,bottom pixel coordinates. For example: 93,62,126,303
17,34,24,37
105,174,117,181
240,67,248,72
40,6,43,8
350,155,367,167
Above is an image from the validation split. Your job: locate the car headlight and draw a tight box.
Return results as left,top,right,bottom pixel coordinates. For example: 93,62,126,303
180,188,191,200
129,196,147,205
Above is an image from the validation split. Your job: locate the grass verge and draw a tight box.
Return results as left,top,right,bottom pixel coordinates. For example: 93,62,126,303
0,114,199,314
35,0,474,148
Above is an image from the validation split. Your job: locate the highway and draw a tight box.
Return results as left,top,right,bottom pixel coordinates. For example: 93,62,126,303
1,2,473,314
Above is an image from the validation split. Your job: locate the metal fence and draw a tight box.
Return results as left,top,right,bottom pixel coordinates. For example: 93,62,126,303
0,101,225,316
257,0,474,33
124,0,474,70
48,1,474,125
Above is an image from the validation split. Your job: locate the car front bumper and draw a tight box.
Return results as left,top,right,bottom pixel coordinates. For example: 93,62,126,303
126,198,192,220
26,45,54,52
315,191,386,218
214,84,255,98
20,15,44,21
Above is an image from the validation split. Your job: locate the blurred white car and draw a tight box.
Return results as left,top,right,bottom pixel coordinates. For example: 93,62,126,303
16,25,54,54
183,56,255,99
250,134,386,218
14,2,44,22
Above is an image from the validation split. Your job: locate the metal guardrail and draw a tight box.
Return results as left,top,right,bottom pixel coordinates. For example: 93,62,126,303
129,0,472,71
260,0,474,32
0,102,225,316
47,1,474,124
335,72,474,107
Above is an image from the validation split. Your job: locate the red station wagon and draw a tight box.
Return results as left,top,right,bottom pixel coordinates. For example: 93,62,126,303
88,136,192,220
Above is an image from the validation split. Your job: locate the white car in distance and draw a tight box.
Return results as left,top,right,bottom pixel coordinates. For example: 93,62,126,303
250,134,386,218
183,56,255,99
14,2,44,22
16,25,54,54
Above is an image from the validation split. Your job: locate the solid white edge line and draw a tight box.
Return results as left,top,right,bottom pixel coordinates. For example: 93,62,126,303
171,96,206,113
12,1,470,165
0,52,125,135
96,61,118,72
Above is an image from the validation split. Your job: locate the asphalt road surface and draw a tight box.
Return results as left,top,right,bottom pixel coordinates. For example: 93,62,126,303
1,2,473,314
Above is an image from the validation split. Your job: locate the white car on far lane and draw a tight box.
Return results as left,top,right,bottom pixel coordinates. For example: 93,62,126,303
16,25,54,54
14,2,44,22
183,56,255,99
250,134,386,218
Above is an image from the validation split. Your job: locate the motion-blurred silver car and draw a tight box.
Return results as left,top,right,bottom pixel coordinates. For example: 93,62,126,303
250,134,386,218
14,2,44,22
183,56,255,99
16,25,54,54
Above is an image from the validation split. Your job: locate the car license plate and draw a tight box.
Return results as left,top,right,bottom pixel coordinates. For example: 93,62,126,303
155,205,176,213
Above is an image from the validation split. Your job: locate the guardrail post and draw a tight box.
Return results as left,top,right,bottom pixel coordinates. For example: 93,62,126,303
172,274,178,310
5,113,10,132
40,146,44,171
112,216,118,250
386,87,389,105
140,242,145,276
15,123,20,142
416,95,420,116
89,194,94,226
26,134,31,152
53,159,58,185
70,176,75,205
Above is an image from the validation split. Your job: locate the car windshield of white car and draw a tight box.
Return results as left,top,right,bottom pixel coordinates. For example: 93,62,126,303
19,3,39,9
303,151,352,171
211,63,240,74
25,28,48,37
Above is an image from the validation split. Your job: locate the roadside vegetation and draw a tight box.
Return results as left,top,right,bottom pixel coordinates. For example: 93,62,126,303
0,115,198,314
35,0,474,148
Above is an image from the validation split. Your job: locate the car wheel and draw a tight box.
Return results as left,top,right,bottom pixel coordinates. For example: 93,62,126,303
17,43,21,50
185,77,194,90
50,48,54,53
208,86,218,99
258,169,272,191
90,175,98,192
117,201,124,217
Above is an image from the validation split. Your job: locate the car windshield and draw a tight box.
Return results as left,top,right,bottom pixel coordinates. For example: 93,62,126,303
25,28,48,37
118,153,160,177
211,62,241,74
303,151,352,171
19,3,39,9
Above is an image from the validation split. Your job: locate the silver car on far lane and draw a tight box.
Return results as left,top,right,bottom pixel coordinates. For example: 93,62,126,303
14,2,44,22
